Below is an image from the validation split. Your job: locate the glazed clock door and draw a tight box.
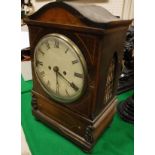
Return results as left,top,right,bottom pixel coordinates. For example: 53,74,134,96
34,33,87,103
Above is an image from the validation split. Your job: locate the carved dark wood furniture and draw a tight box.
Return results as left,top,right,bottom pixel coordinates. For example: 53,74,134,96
24,1,132,152
117,26,134,94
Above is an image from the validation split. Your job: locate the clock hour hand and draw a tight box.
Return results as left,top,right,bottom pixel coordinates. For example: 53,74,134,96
53,66,59,94
56,72,59,94
53,66,79,92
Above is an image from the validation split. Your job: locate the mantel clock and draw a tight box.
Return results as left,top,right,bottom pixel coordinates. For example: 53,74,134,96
24,1,132,152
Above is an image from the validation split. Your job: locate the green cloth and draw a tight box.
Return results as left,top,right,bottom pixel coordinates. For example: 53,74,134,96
21,78,134,155
21,76,33,93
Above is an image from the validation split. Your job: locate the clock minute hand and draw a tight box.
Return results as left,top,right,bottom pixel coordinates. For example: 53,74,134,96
57,71,79,92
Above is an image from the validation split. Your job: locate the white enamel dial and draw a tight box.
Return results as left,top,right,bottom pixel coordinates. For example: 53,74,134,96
34,33,87,103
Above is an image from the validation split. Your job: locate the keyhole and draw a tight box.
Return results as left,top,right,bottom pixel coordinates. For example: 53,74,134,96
63,71,67,75
48,66,51,70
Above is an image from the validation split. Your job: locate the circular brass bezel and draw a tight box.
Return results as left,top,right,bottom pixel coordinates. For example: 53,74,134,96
34,33,87,103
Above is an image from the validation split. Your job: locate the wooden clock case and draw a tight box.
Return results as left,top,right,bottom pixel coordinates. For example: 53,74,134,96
24,2,132,152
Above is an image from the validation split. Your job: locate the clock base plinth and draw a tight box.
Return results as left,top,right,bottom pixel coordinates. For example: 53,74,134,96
32,93,117,152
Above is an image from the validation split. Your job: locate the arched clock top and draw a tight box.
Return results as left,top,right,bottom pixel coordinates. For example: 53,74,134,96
24,1,132,151
24,1,132,29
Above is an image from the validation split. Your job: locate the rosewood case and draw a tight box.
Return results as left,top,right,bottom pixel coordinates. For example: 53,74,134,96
24,2,132,152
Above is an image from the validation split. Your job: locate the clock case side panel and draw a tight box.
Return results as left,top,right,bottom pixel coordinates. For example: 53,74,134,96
93,26,130,117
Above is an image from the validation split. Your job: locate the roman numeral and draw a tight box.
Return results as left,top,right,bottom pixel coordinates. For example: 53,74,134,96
70,82,79,92
65,89,70,96
47,80,50,87
45,42,50,50
74,72,83,78
54,39,59,48
40,71,45,77
36,60,43,66
65,48,69,53
72,60,79,64
38,49,45,55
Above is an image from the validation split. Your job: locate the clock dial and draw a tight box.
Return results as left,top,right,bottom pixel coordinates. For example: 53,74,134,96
34,33,87,103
